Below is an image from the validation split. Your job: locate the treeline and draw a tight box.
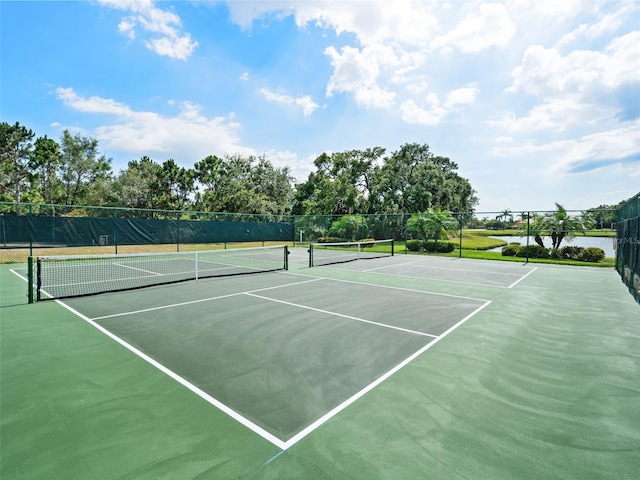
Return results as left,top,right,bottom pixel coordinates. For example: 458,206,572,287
1,121,478,215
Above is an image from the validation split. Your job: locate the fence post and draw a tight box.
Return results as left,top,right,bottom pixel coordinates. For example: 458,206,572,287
458,214,463,258
525,212,530,264
176,211,180,252
114,208,118,255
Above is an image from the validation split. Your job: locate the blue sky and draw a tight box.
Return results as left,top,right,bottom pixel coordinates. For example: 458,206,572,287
1,0,639,212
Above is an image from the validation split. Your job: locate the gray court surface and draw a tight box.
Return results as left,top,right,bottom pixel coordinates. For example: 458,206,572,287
61,269,489,446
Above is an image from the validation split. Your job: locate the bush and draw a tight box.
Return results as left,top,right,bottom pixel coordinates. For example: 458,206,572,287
580,247,605,263
516,244,550,258
501,243,520,256
317,237,347,243
423,241,455,253
560,246,584,260
549,248,562,259
358,238,375,247
406,239,422,251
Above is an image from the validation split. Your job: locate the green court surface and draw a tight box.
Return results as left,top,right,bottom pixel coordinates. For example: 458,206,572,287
1,249,639,479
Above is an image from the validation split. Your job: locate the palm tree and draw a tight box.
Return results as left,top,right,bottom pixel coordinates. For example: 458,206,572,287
328,214,367,240
407,208,459,241
496,209,513,226
527,203,594,249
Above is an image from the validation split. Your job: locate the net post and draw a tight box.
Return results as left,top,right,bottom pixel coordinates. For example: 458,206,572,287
35,257,42,302
391,239,395,256
284,245,289,270
309,243,313,267
27,256,34,303
28,203,33,257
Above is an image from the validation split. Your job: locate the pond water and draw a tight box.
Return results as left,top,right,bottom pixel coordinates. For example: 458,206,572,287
488,236,616,258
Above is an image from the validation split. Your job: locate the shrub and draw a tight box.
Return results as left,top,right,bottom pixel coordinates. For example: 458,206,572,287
516,244,550,258
549,248,562,259
358,238,375,247
560,246,583,260
501,243,520,256
317,237,347,243
580,247,605,263
406,239,423,252
423,241,455,253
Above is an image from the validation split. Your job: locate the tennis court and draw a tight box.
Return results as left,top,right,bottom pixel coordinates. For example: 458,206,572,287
2,247,640,479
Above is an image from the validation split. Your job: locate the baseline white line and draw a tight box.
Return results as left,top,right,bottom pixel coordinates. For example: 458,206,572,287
54,299,288,450
508,266,538,288
364,262,525,277
91,278,323,320
280,299,493,450
115,263,164,276
279,270,489,303
351,268,512,289
245,293,437,338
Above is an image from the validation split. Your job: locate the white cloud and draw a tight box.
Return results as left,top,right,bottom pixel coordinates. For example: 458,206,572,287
98,0,198,60
490,95,617,132
509,31,640,97
259,88,319,116
400,84,479,125
56,87,252,162
446,85,479,107
264,149,316,181
431,3,516,53
492,122,640,174
56,87,132,116
324,45,397,108
500,28,640,134
401,98,445,126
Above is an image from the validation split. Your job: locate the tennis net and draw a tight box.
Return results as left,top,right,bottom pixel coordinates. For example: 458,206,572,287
309,239,394,267
35,245,289,301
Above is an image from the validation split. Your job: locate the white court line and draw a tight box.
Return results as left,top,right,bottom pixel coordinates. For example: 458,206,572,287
336,267,515,289
279,299,492,450
53,299,289,451
280,270,489,303
115,262,164,276
10,268,27,282
245,292,437,338
91,278,323,320
20,265,493,451
364,261,526,277
507,266,538,288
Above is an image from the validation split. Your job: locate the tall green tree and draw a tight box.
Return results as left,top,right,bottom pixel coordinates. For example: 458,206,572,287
113,156,164,212
0,121,35,210
249,156,294,215
586,204,618,229
292,148,384,215
155,159,195,212
195,154,293,215
32,135,62,206
374,143,477,214
59,130,112,205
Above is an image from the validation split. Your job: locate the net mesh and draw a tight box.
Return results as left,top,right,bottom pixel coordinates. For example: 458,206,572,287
36,245,288,300
616,192,640,304
309,239,394,267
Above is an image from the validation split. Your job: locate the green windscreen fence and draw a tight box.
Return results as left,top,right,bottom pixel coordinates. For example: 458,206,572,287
616,192,640,304
0,204,294,250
